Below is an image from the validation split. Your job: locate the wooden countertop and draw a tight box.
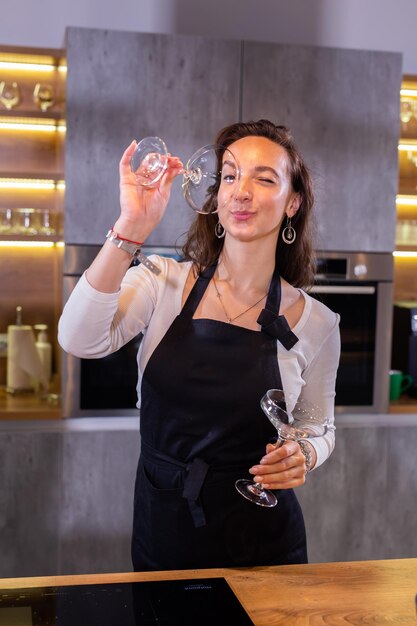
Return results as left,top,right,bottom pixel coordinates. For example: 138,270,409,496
0,558,416,624
0,386,61,419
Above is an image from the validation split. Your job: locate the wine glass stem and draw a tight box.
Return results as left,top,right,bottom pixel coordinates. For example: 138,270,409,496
275,435,286,449
253,436,286,490
184,168,202,185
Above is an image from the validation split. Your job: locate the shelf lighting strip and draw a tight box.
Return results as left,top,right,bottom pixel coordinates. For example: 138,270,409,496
398,143,417,153
400,88,417,97
0,61,66,72
0,178,65,190
0,241,64,248
396,195,417,206
0,118,66,132
393,251,417,258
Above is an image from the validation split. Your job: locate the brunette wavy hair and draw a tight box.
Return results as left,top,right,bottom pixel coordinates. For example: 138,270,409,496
181,119,316,288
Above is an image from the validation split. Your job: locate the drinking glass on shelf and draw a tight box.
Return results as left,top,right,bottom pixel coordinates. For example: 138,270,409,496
235,389,329,508
0,81,20,110
37,209,56,236
0,208,13,234
33,83,54,112
130,136,240,214
11,208,39,235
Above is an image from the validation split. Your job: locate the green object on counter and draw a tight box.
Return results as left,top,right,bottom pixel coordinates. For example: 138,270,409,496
389,369,413,401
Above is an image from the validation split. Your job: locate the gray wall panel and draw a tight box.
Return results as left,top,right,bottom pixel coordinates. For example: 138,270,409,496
297,425,417,563
65,27,241,246
1,423,416,577
241,42,402,252
0,432,62,578
58,431,139,574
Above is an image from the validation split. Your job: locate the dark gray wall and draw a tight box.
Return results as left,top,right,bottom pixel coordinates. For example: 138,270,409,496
1,421,416,577
65,27,401,252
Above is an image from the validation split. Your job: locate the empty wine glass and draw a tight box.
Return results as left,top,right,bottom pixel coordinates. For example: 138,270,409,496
130,136,239,214
235,389,330,507
33,83,54,112
0,81,20,110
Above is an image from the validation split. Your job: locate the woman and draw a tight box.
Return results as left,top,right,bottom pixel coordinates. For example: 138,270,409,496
58,119,340,571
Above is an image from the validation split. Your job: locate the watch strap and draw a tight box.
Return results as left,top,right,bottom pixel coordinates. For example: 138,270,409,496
299,440,313,473
105,229,160,275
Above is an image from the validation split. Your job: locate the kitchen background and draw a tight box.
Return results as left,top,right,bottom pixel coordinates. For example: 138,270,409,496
1,0,417,577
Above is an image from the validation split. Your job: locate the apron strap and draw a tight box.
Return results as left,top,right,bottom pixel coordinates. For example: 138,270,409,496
183,458,210,528
179,263,217,319
179,258,298,349
257,262,299,350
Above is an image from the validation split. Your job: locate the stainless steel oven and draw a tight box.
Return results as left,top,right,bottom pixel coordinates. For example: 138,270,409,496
311,251,393,414
62,247,393,416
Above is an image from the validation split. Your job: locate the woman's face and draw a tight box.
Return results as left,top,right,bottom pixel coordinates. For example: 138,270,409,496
216,135,300,245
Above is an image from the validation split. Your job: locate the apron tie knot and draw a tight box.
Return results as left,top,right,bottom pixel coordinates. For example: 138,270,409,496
257,308,299,350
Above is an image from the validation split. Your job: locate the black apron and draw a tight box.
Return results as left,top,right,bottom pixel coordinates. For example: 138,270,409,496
132,262,307,571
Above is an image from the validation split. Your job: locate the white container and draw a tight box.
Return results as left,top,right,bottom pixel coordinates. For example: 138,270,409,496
35,324,52,385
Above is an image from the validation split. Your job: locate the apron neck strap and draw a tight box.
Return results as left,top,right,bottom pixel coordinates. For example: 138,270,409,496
180,263,217,318
264,260,282,312
180,261,298,352
181,260,283,319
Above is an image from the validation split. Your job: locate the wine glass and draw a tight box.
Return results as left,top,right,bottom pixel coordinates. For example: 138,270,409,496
130,136,239,214
33,83,54,112
235,389,330,507
0,81,20,110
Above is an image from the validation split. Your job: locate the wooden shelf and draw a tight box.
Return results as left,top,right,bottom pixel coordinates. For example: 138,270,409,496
0,234,62,242
394,244,417,252
0,171,64,180
0,109,64,120
389,395,417,414
0,387,61,420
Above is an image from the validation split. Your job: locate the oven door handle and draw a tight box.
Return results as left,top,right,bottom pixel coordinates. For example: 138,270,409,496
310,285,376,295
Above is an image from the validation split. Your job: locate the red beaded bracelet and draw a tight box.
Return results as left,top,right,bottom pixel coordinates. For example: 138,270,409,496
110,227,144,246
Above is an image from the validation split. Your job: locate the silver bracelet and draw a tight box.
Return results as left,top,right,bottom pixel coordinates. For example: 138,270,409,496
298,440,313,474
105,229,160,275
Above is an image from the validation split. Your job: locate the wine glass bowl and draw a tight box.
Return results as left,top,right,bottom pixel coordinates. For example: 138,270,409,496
130,136,168,187
235,389,329,507
130,136,239,214
33,83,54,112
260,389,328,440
182,144,238,214
0,81,20,110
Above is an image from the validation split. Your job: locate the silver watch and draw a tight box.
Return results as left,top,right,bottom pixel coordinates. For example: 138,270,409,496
105,230,160,275
299,440,313,473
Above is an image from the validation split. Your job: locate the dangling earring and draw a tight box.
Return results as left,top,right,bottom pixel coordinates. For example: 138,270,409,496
215,220,225,239
282,217,296,244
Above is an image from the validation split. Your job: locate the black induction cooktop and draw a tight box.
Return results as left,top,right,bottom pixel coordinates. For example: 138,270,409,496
0,577,254,625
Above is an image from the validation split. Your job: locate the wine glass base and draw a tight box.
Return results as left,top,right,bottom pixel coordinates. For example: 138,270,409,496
235,479,277,508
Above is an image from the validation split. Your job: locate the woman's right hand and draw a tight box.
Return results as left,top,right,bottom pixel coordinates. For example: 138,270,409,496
115,140,183,242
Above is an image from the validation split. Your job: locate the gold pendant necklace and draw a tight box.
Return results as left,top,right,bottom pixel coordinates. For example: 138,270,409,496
212,276,267,324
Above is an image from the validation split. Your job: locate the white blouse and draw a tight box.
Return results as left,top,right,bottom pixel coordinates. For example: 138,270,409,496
58,255,341,470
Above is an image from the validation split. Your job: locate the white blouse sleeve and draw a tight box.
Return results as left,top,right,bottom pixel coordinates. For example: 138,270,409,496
58,258,160,359
301,314,341,469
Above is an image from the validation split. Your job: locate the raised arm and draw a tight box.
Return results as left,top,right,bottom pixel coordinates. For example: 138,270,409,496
86,140,183,293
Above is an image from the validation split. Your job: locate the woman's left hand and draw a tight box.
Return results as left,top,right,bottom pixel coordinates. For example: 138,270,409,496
249,441,309,489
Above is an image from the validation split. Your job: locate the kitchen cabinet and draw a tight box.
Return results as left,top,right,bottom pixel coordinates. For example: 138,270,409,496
241,41,402,253
65,28,241,246
0,45,66,417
